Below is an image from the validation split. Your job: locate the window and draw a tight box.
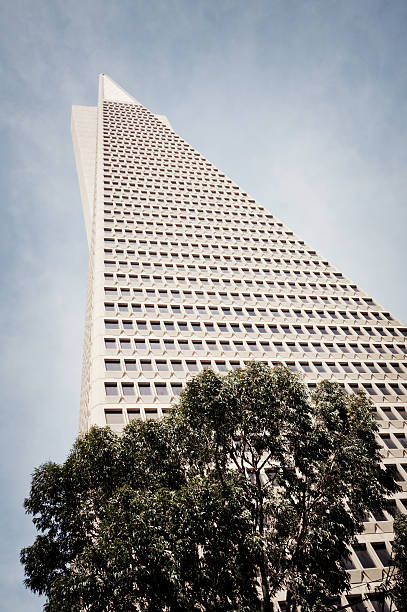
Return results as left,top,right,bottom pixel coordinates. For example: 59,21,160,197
155,383,168,396
353,544,375,568
346,595,368,612
363,384,376,396
385,500,398,517
171,383,183,396
395,434,407,448
105,410,123,425
382,408,397,420
105,360,121,371
368,594,390,612
150,340,161,351
122,383,135,396
390,384,404,396
371,509,387,521
186,361,199,372
372,543,391,566
139,383,152,397
215,361,227,372
156,361,169,372
342,555,355,570
124,360,137,371
376,383,391,396
105,383,118,396
380,435,397,449
140,360,153,372
105,320,119,329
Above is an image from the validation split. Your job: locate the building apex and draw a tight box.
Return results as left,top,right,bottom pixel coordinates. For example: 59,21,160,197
99,74,140,105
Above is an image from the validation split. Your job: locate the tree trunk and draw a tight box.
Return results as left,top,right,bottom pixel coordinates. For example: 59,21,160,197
259,555,273,612
256,470,272,612
285,589,298,612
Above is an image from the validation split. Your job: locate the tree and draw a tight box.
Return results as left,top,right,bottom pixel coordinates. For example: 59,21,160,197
21,421,258,611
21,363,397,611
170,363,398,611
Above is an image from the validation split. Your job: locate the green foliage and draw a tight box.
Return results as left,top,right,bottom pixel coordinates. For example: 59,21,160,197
172,363,397,611
21,363,397,611
21,420,258,611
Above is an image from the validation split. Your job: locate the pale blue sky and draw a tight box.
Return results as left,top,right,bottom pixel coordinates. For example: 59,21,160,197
1,1,406,609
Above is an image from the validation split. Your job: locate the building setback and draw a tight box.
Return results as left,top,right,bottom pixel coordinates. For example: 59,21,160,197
72,74,407,610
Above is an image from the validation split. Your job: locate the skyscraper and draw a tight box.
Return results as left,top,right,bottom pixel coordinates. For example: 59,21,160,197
72,74,407,610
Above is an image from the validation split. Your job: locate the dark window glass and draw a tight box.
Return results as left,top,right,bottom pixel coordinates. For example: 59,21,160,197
368,594,390,612
385,464,402,481
346,595,367,612
396,435,407,448
371,509,386,521
342,556,355,570
354,545,375,568
372,543,391,566
380,435,397,449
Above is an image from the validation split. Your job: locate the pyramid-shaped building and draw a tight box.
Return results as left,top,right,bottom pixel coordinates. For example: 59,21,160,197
72,74,407,611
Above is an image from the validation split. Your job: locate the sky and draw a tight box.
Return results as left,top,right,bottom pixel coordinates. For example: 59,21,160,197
0,0,406,609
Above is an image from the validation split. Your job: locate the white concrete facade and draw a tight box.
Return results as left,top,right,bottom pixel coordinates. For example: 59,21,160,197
72,74,407,611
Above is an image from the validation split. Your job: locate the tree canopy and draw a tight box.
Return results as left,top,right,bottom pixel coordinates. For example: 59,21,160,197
21,363,398,611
